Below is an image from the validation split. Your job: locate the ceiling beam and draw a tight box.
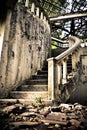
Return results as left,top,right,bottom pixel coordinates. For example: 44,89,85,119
50,12,87,21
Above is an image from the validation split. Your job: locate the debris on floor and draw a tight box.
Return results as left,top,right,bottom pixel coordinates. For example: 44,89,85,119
0,101,87,130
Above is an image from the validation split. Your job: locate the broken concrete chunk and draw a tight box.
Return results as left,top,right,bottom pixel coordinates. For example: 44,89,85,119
70,119,81,127
45,112,67,122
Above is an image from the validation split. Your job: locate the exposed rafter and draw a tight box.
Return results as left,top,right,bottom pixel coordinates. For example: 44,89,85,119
50,12,87,21
38,0,87,39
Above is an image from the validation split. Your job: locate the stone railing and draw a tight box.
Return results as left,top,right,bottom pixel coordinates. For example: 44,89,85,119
47,36,81,100
18,0,50,32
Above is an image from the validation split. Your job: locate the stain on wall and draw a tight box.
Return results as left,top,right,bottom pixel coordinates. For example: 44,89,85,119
0,3,51,98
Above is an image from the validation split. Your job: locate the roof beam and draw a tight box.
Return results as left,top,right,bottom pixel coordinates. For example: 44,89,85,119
50,13,87,21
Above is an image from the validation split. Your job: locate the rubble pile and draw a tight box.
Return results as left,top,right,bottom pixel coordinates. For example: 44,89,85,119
0,101,87,130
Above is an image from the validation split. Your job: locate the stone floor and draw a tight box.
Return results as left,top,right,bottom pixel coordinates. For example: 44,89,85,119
0,100,87,130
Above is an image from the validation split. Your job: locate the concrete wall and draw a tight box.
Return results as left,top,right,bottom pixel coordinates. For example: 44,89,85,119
68,47,87,105
59,47,87,105
0,3,51,98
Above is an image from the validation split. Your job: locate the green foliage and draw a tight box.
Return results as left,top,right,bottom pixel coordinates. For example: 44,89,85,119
35,97,42,103
51,41,57,49
39,0,67,17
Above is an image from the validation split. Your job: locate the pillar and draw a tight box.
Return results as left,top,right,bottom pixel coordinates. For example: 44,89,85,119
48,58,55,100
31,3,35,13
0,24,5,60
72,52,77,71
44,16,46,22
25,0,29,7
40,12,43,20
58,63,62,84
36,7,39,17
62,59,67,84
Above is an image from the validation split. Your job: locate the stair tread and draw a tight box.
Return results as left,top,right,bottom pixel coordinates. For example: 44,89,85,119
10,91,48,99
33,74,48,76
21,84,48,86
32,75,48,77
28,79,48,81
10,91,48,93
17,84,48,91
0,99,52,104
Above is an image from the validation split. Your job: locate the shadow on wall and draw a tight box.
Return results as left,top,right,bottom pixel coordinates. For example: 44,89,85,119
68,76,87,105
0,0,17,23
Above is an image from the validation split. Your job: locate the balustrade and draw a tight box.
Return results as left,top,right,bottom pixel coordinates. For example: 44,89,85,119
48,58,55,100
17,0,50,32
47,36,81,100
31,2,35,13
57,63,62,84
36,7,39,17
25,0,29,7
62,59,67,84
40,12,43,20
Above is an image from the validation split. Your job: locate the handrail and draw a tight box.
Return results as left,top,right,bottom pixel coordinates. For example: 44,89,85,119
50,12,87,21
51,37,69,48
47,36,82,100
55,36,81,61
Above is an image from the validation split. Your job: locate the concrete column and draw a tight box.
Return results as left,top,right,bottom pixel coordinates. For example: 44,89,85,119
72,53,77,71
0,24,5,61
62,59,67,84
40,12,43,20
48,58,55,100
44,16,46,22
25,0,29,7
31,3,35,13
36,7,39,17
58,63,62,84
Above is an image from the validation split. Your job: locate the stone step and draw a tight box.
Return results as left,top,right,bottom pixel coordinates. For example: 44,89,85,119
67,62,72,65
32,75,48,79
42,67,48,71
25,79,48,85
37,70,48,75
17,85,48,91
10,91,48,99
0,99,52,105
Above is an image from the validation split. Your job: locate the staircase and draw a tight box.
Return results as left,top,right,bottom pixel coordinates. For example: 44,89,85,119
9,63,48,101
47,36,82,102
0,36,85,104
9,46,73,101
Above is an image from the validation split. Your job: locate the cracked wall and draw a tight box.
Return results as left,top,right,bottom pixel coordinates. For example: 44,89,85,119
0,3,51,98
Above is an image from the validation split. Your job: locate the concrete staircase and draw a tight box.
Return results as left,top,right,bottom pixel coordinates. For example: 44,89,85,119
9,63,48,100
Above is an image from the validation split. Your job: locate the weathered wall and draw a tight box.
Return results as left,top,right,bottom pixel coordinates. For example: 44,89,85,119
68,47,87,105
0,3,51,98
59,47,87,105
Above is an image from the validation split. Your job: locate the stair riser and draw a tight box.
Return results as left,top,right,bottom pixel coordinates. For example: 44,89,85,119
37,71,48,75
25,80,48,85
42,67,48,71
32,75,48,79
10,92,48,99
18,85,48,91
